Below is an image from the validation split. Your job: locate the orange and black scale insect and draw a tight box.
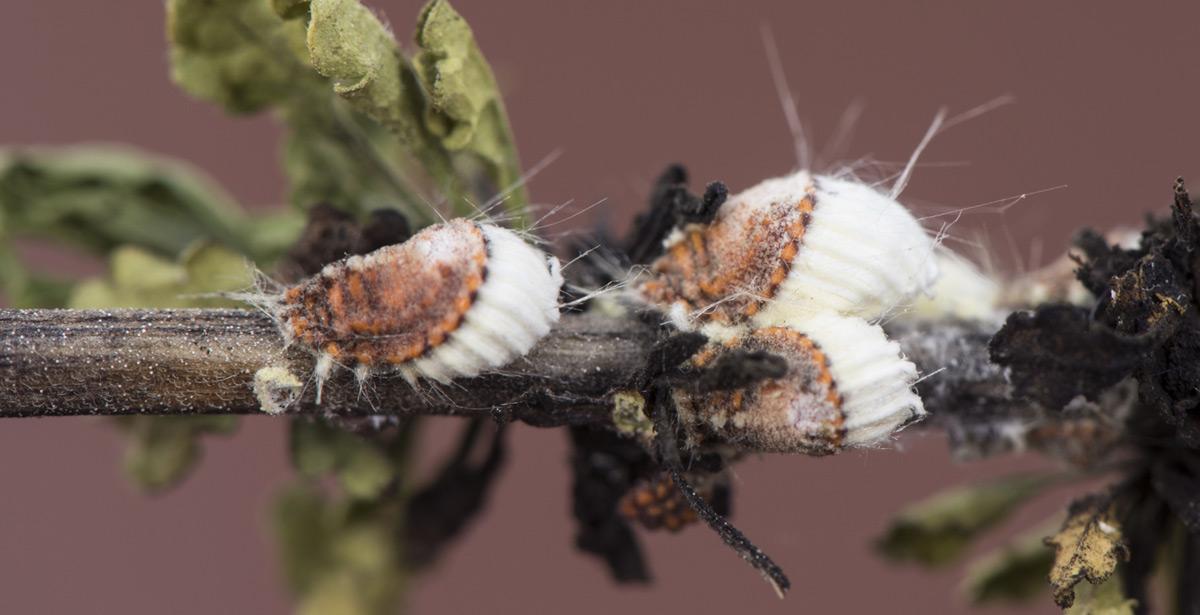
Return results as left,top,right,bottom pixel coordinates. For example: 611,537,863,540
618,471,703,532
677,326,847,455
274,218,563,398
637,179,816,327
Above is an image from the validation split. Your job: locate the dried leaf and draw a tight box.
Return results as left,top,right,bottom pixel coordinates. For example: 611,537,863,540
876,474,1051,567
414,0,528,219
1047,494,1129,608
1152,456,1200,534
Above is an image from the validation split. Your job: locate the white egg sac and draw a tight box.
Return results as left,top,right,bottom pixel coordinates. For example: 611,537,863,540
753,173,940,327
675,313,924,454
908,247,1002,322
277,219,562,392
635,170,939,334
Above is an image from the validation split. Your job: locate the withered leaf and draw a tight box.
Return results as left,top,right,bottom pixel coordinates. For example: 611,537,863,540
876,474,1051,567
1046,494,1129,608
110,415,238,493
963,518,1058,605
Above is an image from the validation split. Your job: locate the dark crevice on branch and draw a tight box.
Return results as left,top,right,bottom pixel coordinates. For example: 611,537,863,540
0,308,1016,436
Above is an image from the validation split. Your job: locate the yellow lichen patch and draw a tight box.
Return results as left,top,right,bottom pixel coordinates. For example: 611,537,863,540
612,390,654,441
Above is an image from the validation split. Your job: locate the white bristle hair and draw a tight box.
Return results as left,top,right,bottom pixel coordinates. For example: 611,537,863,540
752,171,940,327
408,223,563,384
797,313,925,447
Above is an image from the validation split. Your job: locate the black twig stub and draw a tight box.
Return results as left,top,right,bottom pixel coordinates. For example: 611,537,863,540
625,164,729,264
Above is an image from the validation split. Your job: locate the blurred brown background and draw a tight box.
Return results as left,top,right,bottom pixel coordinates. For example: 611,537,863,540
1,2,1197,613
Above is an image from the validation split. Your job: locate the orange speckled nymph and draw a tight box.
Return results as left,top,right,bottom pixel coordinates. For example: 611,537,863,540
280,219,488,368
676,326,846,455
636,177,816,327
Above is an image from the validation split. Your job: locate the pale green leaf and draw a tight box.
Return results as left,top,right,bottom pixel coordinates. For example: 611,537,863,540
168,0,427,220
303,0,464,215
877,474,1052,567
963,517,1059,604
68,243,253,309
111,415,238,493
0,145,253,258
167,0,312,113
290,419,396,500
1064,574,1137,615
414,0,527,221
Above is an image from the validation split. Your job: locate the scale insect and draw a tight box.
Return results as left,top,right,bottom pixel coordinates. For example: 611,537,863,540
624,164,936,453
266,218,563,399
676,315,924,455
635,168,940,335
586,158,947,596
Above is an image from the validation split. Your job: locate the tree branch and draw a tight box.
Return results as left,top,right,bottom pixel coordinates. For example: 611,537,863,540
0,308,1022,437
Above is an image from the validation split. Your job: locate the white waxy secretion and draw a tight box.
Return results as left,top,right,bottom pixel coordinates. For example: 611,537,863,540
798,313,924,446
751,171,940,327
408,223,564,384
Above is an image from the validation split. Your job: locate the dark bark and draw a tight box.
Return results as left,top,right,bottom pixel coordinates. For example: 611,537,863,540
0,308,1031,440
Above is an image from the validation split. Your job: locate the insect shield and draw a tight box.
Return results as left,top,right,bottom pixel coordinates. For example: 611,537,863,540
676,316,923,454
276,219,563,399
633,170,936,451
637,170,939,333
